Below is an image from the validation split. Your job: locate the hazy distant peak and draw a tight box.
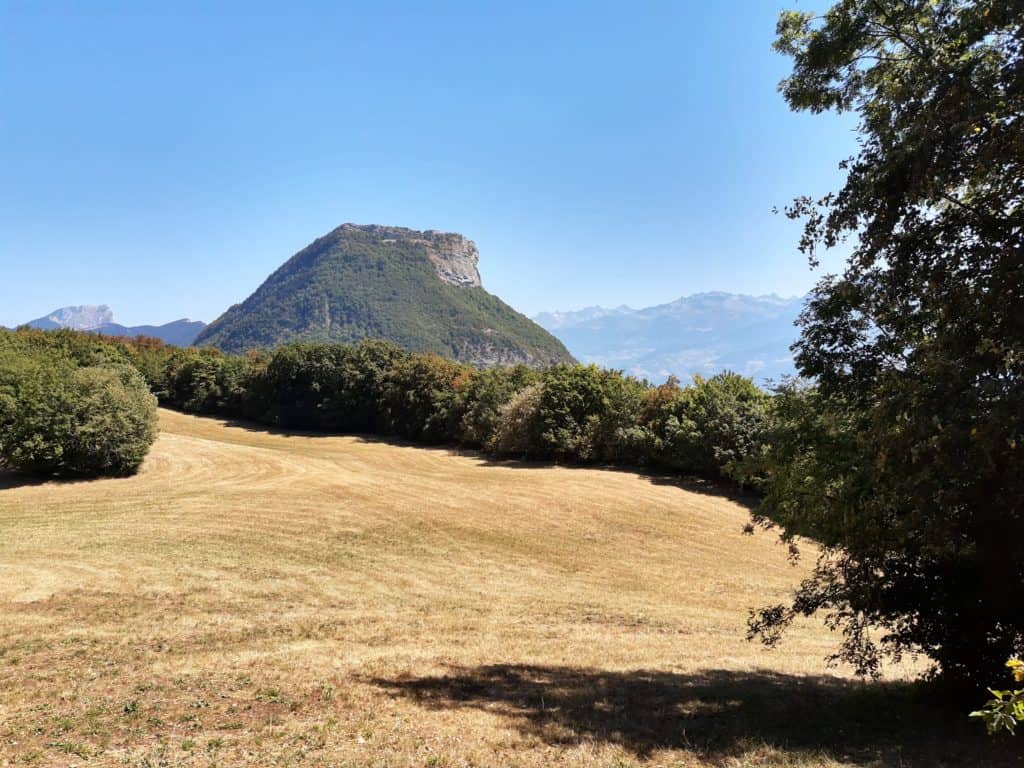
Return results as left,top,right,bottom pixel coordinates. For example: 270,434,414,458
532,305,634,330
29,304,114,331
538,292,804,325
22,307,206,345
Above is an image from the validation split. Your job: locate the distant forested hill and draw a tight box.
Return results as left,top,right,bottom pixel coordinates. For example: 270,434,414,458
535,292,804,384
195,223,573,367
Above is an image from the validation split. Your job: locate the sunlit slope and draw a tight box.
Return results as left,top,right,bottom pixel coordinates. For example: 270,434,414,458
0,408,943,767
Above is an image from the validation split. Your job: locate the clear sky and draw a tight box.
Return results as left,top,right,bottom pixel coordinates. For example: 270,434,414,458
0,1,855,328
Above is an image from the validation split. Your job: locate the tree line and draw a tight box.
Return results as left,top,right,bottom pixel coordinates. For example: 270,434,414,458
0,327,772,483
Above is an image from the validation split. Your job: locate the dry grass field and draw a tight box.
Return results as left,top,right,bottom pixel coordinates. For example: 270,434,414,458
0,409,1012,767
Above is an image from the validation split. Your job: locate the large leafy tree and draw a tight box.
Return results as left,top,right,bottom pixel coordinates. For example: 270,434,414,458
752,0,1024,684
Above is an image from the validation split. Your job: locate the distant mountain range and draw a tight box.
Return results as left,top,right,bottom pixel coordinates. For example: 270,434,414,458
195,223,573,367
25,305,207,346
534,292,805,385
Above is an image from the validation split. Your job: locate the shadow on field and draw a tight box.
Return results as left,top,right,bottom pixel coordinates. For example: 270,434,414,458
210,411,456,450
473,455,758,506
218,416,341,440
0,470,99,490
642,471,758,507
371,664,1016,766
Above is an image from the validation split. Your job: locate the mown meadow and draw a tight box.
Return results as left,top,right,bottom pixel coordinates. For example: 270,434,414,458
0,407,1009,767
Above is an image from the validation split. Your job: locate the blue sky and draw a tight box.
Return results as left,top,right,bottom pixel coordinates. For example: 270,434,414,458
0,1,855,327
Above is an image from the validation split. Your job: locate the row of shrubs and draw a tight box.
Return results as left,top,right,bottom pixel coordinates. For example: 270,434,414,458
0,328,773,482
153,338,772,481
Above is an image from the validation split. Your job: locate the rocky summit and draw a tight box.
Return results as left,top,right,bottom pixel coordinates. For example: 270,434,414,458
347,224,483,288
195,223,573,367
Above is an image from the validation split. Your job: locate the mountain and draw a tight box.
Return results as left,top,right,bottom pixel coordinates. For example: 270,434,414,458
94,319,207,346
195,223,574,367
534,292,805,385
28,305,115,331
25,306,206,346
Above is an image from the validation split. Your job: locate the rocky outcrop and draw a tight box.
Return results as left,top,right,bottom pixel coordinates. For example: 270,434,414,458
419,230,482,288
338,224,482,287
453,337,561,368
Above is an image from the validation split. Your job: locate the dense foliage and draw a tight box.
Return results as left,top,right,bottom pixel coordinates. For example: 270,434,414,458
0,330,158,477
531,365,647,463
194,224,574,367
643,374,773,482
752,0,1024,684
458,364,540,448
381,353,469,443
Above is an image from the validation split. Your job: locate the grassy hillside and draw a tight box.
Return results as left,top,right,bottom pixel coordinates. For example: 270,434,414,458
196,224,573,366
0,409,1006,767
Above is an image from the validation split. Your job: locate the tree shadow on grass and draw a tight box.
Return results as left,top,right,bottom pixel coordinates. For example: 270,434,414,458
473,454,757,506
0,469,113,491
0,471,51,490
185,408,459,452
369,664,1018,766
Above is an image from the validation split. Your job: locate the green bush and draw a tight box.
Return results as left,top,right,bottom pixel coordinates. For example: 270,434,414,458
244,343,346,429
458,365,539,448
247,340,407,432
122,337,175,393
382,353,470,443
655,372,771,480
63,365,160,474
4,327,135,369
578,368,647,463
489,383,545,456
972,659,1024,735
0,346,157,477
162,348,255,415
316,340,409,433
527,365,646,462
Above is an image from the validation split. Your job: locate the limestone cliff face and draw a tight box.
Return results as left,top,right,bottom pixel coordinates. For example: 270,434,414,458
339,223,482,288
421,230,482,288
